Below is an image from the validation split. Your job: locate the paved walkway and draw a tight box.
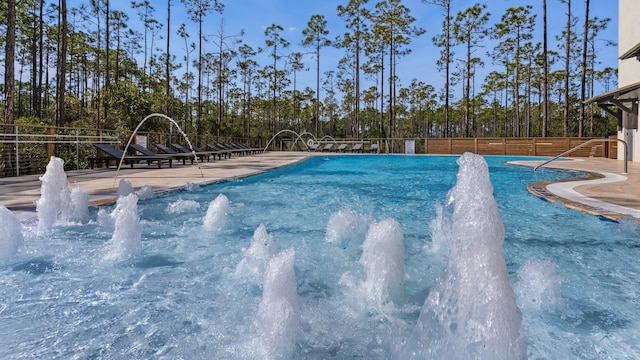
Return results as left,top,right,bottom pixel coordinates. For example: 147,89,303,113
1,152,639,220
0,152,308,219
514,157,640,220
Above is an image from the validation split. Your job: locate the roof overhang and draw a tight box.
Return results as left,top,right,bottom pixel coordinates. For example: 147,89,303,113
584,81,640,107
620,42,640,61
584,81,640,128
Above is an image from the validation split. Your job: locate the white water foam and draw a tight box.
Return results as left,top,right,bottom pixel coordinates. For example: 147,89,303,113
398,152,526,359
235,224,281,281
36,157,71,232
117,179,135,197
203,194,229,230
425,202,450,256
35,157,90,232
96,208,114,232
360,218,405,309
0,205,23,257
255,247,300,359
69,183,90,223
137,185,155,200
325,207,374,245
166,198,200,214
104,193,141,261
515,259,563,311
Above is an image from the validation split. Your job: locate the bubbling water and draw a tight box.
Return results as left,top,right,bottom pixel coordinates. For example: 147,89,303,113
36,157,71,231
203,194,230,230
166,198,200,214
117,179,135,197
36,157,89,232
236,224,281,281
69,183,90,223
137,185,155,200
0,205,23,257
255,247,300,359
396,152,526,359
325,207,374,246
103,193,141,261
515,259,563,311
360,218,405,309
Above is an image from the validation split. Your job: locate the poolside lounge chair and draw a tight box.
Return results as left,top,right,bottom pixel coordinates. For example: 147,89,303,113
232,143,263,154
171,143,212,162
337,144,348,152
90,143,171,169
368,143,380,153
215,143,248,156
322,143,335,152
190,144,226,160
153,143,201,164
128,144,177,166
308,143,320,151
129,144,193,165
224,143,254,156
351,143,363,153
206,144,235,159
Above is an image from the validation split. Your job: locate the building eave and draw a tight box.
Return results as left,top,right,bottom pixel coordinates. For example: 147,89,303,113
584,80,640,106
620,42,640,61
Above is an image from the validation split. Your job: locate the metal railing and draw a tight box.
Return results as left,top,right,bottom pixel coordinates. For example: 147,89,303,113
534,138,628,174
1,124,120,177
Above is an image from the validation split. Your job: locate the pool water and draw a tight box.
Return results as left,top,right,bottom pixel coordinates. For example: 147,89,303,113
1,155,639,359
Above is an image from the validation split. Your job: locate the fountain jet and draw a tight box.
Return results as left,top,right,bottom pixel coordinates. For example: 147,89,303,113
255,247,300,358
398,152,526,359
0,206,23,257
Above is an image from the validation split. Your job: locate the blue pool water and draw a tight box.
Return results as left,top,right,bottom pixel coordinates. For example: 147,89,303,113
1,155,639,359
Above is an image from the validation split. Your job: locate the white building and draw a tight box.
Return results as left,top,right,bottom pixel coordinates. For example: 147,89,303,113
587,0,640,161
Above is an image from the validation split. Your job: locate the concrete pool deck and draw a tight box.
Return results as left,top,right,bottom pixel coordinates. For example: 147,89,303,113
1,152,639,220
514,156,640,220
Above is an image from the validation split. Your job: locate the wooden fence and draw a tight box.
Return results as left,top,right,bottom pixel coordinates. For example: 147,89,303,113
422,137,614,158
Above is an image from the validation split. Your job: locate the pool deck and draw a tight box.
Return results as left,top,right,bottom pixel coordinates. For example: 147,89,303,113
1,152,639,221
513,156,640,220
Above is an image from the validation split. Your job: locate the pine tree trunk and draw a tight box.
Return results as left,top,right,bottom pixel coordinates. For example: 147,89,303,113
56,0,68,127
579,0,590,137
4,0,17,176
166,0,171,114
563,0,571,137
542,0,549,137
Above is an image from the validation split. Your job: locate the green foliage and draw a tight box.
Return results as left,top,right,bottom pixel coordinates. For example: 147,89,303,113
15,116,48,127
1,0,619,143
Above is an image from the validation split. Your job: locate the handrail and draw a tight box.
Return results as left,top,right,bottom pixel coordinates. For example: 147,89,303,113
534,138,628,174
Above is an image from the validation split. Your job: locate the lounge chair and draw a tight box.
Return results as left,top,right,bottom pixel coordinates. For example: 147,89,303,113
190,144,225,160
128,144,177,166
129,144,193,165
90,143,171,169
231,143,263,154
322,143,335,152
171,143,212,162
220,143,249,156
206,144,235,159
337,144,348,152
368,143,380,153
153,143,201,164
308,143,320,151
351,143,363,153
218,143,251,156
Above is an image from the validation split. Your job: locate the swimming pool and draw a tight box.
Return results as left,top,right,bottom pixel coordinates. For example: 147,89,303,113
1,154,639,359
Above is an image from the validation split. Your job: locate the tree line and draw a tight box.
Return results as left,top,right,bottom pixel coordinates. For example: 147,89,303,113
2,0,618,146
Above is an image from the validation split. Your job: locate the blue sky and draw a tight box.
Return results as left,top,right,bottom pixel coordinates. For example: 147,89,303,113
76,0,619,98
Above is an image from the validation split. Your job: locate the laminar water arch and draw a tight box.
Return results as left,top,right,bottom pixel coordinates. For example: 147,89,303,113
113,113,204,187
